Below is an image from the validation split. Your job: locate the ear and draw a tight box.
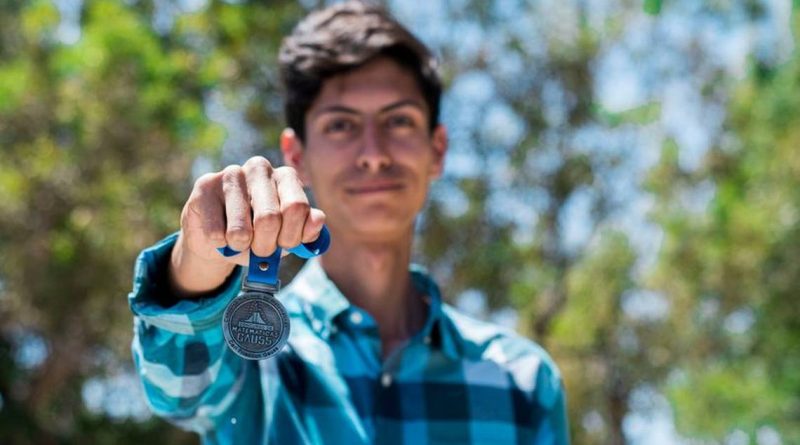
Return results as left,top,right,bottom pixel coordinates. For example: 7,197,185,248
429,124,448,180
280,128,310,184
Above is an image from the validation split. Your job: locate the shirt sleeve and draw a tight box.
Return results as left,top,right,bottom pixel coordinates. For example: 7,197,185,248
533,359,571,445
128,233,263,438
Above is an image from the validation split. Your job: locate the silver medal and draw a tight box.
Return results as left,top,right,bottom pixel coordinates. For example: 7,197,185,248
217,225,330,360
222,290,290,360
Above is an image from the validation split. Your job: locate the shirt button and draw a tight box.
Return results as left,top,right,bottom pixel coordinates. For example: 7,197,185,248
349,311,363,325
381,373,392,388
423,336,431,345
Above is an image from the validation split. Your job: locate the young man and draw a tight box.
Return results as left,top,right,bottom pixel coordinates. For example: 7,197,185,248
129,2,569,444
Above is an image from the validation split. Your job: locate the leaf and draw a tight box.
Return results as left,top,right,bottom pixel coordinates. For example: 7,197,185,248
644,0,662,15
594,101,662,127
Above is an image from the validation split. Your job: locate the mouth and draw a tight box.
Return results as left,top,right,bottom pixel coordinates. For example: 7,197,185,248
345,182,405,195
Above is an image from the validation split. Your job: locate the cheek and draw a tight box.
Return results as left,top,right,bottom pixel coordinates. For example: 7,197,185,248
305,160,332,188
395,143,437,175
304,151,349,192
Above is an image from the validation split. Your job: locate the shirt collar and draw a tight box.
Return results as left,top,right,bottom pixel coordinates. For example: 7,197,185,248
409,264,459,360
282,257,350,337
284,258,459,360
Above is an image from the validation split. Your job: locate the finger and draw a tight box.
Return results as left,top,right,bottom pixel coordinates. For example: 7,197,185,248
244,156,281,257
273,166,310,248
221,165,252,253
182,173,227,257
301,208,327,244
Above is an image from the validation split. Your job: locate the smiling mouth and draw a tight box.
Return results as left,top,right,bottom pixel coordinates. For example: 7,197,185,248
346,183,405,194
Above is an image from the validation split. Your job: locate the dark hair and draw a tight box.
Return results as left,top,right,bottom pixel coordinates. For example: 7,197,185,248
278,1,442,142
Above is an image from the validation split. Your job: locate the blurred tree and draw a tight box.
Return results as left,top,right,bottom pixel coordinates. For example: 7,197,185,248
648,10,800,443
0,0,256,442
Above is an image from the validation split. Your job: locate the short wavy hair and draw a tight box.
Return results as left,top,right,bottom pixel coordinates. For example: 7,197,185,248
278,1,442,142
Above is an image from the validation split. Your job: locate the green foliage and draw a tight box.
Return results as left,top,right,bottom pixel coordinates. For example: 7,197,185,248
596,102,662,127
553,232,635,350
0,0,233,442
647,7,800,442
668,363,791,439
0,59,33,113
644,0,662,15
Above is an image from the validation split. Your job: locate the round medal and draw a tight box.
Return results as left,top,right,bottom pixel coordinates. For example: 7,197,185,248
222,291,290,360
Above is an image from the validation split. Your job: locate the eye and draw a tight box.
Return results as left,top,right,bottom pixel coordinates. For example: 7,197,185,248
385,114,415,129
324,117,358,135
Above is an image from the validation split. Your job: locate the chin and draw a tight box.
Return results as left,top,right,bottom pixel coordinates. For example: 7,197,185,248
344,212,416,240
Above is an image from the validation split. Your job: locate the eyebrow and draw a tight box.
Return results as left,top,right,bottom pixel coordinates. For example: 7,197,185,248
310,99,427,119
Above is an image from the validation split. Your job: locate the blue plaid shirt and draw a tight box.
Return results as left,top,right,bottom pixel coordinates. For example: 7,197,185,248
129,234,570,444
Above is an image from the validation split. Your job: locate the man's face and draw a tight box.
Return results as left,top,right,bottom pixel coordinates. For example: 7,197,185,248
282,56,447,242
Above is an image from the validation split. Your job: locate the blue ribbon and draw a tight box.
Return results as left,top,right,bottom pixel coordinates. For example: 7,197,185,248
217,225,331,286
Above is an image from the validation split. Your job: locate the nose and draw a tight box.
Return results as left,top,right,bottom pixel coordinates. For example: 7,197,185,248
356,120,391,172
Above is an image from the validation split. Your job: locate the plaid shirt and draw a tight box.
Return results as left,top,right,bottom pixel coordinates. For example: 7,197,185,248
129,234,570,444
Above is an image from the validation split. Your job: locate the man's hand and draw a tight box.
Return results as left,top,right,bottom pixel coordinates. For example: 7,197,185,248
169,156,326,298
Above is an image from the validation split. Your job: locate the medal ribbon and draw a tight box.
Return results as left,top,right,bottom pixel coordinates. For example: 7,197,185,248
216,225,331,287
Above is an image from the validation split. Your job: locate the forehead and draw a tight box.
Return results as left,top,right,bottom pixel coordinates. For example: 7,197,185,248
309,57,426,115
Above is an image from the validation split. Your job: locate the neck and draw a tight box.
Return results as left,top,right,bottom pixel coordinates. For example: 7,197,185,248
320,227,427,358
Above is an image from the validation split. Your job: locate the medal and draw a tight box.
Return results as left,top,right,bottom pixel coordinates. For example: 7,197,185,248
222,287,290,360
217,226,330,360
